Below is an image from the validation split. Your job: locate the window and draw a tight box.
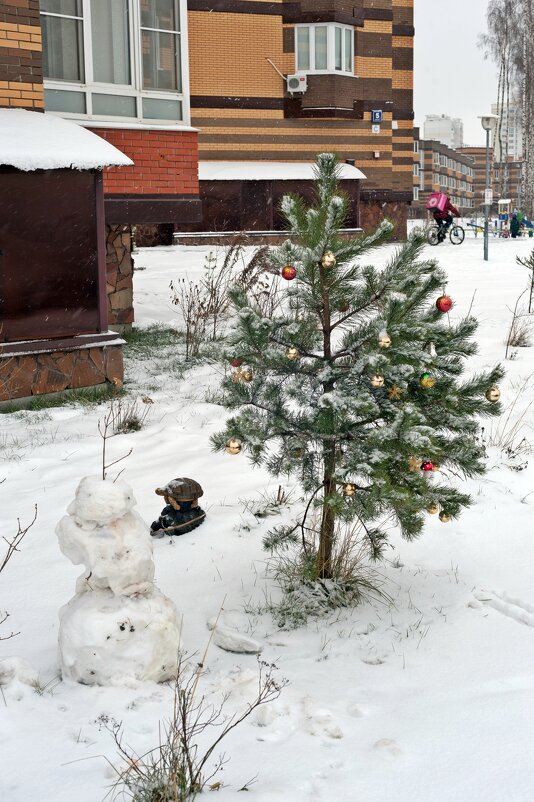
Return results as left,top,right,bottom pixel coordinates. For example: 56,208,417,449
413,140,419,153
413,187,419,201
41,0,187,123
434,153,440,166
420,171,425,190
295,24,354,74
413,163,419,176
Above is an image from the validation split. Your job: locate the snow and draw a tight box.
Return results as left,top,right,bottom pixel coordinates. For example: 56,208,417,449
199,160,367,181
1,227,534,801
0,109,133,171
56,477,180,685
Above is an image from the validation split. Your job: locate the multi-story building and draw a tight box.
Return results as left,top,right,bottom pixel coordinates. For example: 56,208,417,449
491,101,523,161
412,135,474,215
493,157,524,209
458,145,494,211
423,114,463,150
186,0,416,238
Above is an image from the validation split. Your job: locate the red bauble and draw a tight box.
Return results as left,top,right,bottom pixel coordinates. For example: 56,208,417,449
230,358,243,368
421,460,434,472
281,265,297,281
436,294,453,313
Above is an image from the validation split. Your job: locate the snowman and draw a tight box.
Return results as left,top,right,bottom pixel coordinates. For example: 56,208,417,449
56,476,180,686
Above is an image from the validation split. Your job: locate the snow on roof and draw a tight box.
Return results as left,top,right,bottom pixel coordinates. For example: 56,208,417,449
199,161,367,182
0,109,133,171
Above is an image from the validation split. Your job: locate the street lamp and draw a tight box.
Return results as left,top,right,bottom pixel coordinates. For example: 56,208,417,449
479,114,499,261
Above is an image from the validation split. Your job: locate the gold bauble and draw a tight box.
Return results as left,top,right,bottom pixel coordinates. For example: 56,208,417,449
286,347,299,360
240,369,253,383
486,386,501,403
370,374,385,388
343,483,357,497
378,333,392,349
408,456,420,473
321,251,337,268
438,511,451,523
225,438,242,455
427,502,439,515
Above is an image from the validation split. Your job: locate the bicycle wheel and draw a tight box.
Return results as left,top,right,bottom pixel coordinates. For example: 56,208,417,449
449,225,465,245
427,226,440,246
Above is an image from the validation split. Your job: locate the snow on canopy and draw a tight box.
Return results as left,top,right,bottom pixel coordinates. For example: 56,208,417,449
199,160,367,181
0,109,133,172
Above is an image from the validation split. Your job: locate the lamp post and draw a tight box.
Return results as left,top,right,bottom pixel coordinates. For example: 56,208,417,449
479,114,499,261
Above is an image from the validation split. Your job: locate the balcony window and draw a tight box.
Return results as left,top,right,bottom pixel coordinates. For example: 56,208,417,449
41,0,187,124
295,23,354,75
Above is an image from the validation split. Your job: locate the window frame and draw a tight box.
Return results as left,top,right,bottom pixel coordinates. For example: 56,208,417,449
41,0,190,127
295,23,355,76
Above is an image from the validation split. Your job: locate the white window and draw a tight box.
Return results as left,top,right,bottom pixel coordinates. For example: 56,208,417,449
420,171,425,190
41,0,189,124
413,187,419,201
413,163,419,176
440,155,447,167
420,150,424,167
434,153,440,166
295,24,354,74
413,140,419,153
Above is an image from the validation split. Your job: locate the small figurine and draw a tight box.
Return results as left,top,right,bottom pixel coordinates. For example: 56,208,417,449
151,478,206,537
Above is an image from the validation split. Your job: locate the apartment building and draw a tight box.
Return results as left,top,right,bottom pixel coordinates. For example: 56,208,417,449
186,0,416,238
491,101,523,161
412,136,475,215
423,114,463,150
458,145,493,211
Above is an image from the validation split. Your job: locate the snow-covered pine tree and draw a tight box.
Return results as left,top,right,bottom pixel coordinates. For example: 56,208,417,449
212,153,504,579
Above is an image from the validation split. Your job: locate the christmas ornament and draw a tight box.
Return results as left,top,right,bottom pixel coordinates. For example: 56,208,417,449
342,483,356,497
486,386,500,403
286,346,299,360
408,456,420,473
370,374,385,388
230,358,243,368
436,294,453,313
281,265,297,281
420,460,434,472
240,369,253,383
225,438,242,455
438,511,451,523
427,502,439,515
321,251,337,268
387,385,403,400
378,333,392,348
420,371,436,389
432,462,440,472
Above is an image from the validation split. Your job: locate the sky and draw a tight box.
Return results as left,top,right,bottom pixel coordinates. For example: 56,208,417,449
414,0,497,147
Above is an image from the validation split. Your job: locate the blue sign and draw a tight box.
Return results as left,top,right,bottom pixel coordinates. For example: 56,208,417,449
372,110,383,123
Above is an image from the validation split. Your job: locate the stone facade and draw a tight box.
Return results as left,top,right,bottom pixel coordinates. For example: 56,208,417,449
106,225,134,330
0,344,123,402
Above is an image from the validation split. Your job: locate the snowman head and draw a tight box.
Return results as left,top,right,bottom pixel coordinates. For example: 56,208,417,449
68,476,136,525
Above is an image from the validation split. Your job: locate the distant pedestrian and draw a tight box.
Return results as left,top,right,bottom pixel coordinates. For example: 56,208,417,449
510,214,520,238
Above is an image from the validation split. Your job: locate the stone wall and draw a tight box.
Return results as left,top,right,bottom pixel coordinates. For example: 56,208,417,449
106,224,134,330
0,344,123,402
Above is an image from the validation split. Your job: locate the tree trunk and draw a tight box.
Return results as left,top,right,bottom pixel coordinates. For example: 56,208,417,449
317,256,336,579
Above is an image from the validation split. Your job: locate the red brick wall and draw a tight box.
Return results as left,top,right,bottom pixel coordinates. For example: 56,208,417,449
89,128,199,196
0,0,43,110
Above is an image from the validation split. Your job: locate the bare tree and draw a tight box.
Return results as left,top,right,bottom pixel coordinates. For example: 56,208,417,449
1,507,37,640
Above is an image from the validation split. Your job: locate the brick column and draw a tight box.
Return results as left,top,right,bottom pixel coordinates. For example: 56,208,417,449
0,0,44,110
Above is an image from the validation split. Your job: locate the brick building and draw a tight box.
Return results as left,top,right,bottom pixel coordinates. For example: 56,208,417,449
186,0,415,237
458,146,493,212
412,134,475,216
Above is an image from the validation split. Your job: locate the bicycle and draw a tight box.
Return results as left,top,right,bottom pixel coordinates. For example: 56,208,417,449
427,222,465,246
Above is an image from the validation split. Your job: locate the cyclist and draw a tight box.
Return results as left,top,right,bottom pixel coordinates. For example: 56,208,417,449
432,196,461,242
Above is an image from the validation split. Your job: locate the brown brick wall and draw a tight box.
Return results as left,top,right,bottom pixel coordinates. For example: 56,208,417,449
0,0,43,110
89,129,200,196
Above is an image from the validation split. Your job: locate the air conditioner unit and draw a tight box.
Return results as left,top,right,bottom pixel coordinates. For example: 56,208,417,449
286,73,308,94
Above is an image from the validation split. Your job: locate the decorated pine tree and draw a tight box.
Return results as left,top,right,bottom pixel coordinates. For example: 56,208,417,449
212,154,504,579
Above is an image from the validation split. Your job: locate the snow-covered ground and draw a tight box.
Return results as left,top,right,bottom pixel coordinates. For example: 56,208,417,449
1,228,534,802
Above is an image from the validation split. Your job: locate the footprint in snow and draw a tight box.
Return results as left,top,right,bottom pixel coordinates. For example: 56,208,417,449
361,656,385,665
373,738,402,756
473,590,534,627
